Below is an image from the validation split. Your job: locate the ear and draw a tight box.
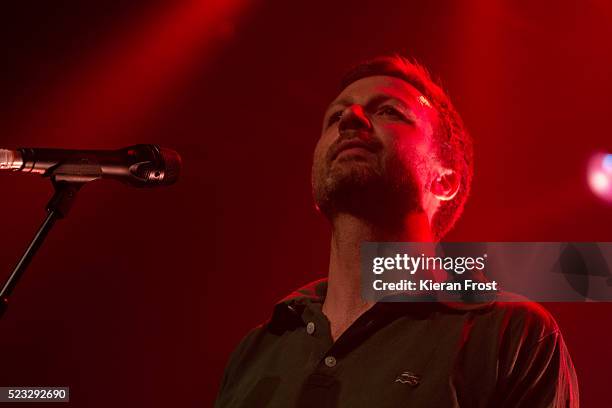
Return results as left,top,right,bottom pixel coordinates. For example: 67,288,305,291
430,169,460,201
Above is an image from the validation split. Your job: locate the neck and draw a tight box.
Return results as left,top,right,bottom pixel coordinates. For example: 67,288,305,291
322,211,434,325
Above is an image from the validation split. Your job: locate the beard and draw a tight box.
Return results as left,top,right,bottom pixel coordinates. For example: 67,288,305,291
312,153,423,224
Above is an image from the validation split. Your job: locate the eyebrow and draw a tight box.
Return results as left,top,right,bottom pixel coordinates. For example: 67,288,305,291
326,94,413,114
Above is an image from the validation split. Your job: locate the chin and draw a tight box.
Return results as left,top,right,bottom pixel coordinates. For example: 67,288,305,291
314,168,381,217
327,160,380,185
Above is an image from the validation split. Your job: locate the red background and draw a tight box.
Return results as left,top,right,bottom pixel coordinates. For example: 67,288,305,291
0,1,611,406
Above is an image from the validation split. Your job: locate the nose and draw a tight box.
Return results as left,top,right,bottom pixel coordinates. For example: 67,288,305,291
338,105,372,133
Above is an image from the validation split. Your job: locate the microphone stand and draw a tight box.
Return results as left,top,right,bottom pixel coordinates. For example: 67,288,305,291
0,181,83,318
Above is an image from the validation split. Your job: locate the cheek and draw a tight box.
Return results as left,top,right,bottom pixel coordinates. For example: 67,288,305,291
385,126,431,162
312,134,331,175
387,128,437,183
312,138,325,166
314,129,335,161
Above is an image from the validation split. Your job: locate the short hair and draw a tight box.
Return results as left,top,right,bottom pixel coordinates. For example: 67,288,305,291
339,55,474,239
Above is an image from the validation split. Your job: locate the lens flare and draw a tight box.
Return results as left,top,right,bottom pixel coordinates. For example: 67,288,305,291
588,153,612,202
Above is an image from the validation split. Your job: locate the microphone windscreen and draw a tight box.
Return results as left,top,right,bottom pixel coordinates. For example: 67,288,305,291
160,148,182,185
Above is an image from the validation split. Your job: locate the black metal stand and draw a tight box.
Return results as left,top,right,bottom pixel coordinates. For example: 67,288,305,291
0,181,82,318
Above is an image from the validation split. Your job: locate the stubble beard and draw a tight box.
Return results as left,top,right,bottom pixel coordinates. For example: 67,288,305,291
312,154,422,225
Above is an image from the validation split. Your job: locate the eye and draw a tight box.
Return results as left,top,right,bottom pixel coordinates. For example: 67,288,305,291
376,105,406,120
326,110,343,127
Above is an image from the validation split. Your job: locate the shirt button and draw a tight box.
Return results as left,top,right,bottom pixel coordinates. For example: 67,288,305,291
306,322,315,335
324,356,337,367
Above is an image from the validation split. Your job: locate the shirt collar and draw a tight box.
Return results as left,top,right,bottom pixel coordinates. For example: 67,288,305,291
267,279,431,333
267,279,327,334
267,277,496,333
277,278,328,305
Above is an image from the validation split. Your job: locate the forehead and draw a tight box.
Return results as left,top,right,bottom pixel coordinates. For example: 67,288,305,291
329,75,427,108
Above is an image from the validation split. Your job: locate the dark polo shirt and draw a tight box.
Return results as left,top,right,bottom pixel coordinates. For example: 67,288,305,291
215,279,578,407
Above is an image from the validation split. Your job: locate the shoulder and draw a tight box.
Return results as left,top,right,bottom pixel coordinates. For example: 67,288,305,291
437,295,563,364
216,324,269,404
472,299,571,383
226,321,278,369
443,291,561,342
486,297,560,342
479,301,579,407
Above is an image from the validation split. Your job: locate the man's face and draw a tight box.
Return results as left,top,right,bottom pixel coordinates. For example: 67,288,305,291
312,75,441,222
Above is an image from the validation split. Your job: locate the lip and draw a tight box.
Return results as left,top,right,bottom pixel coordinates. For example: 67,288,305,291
331,140,376,161
335,146,373,159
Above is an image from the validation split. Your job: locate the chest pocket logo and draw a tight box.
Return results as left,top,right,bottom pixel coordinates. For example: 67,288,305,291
395,371,421,387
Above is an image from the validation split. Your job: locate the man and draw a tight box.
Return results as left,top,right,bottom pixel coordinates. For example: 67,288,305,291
215,55,579,407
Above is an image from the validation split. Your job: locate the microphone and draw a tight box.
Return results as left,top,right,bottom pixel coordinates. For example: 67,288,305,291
0,144,181,187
